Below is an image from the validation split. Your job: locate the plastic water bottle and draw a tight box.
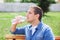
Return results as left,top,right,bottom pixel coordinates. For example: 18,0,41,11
19,16,26,22
11,16,26,24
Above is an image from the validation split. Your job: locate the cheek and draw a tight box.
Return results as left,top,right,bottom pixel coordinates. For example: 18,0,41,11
29,15,34,18
27,15,33,21
29,16,35,21
27,14,33,18
26,13,35,20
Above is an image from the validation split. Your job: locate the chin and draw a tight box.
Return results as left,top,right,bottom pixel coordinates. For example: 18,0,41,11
27,21,32,23
27,21,30,22
27,19,32,23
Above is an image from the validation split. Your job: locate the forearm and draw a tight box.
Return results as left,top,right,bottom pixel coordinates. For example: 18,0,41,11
10,24,17,32
10,16,25,34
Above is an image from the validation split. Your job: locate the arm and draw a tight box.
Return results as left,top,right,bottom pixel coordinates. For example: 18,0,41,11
10,24,17,33
10,16,25,35
10,24,25,34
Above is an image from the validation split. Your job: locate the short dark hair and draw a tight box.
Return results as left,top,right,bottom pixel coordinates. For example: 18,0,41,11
30,6,43,21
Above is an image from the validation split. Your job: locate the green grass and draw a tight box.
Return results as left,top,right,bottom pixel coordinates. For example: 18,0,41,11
43,12,60,36
0,12,60,40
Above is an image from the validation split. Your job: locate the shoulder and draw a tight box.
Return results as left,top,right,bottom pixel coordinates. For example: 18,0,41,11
42,23,54,36
42,23,55,40
42,23,52,31
40,22,53,35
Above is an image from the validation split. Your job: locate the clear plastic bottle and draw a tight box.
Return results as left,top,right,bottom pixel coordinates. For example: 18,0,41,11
11,16,26,24
19,16,26,22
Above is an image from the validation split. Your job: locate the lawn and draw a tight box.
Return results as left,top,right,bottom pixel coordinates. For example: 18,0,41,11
0,12,60,40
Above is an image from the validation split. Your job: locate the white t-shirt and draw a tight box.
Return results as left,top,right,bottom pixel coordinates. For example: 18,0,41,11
30,25,37,35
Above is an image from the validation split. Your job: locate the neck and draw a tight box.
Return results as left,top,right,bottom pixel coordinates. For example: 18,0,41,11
31,20,40,27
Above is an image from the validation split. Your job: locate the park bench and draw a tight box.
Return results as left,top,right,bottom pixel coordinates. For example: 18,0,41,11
5,34,60,40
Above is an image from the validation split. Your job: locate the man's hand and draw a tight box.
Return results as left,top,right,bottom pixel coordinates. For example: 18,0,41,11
11,16,23,25
11,16,23,32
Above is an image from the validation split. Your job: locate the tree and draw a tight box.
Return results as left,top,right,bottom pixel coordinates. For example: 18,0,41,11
21,0,56,15
30,0,55,14
38,0,50,13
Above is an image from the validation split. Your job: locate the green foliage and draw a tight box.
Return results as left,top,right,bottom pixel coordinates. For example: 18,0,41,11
21,0,39,3
38,0,50,13
49,0,56,3
21,0,30,2
4,0,14,2
42,12,60,36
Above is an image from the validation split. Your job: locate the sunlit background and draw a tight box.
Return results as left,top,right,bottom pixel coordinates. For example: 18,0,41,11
0,0,60,40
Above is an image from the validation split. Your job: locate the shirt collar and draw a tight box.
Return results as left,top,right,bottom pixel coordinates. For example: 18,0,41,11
30,25,37,30
29,21,43,30
36,21,43,30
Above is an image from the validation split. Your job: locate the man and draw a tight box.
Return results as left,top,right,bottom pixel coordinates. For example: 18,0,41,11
10,6,55,40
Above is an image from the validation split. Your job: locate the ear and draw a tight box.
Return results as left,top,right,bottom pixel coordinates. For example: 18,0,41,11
36,14,40,18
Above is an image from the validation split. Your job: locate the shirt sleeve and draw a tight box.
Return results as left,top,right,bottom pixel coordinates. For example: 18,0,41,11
11,27,25,35
43,28,55,40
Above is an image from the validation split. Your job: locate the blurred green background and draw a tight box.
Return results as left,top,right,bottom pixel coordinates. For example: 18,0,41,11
0,0,60,40
0,12,60,40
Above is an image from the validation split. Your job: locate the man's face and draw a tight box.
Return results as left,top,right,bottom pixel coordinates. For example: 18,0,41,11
26,8,38,23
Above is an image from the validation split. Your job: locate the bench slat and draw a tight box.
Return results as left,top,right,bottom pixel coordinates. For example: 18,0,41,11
5,34,60,40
